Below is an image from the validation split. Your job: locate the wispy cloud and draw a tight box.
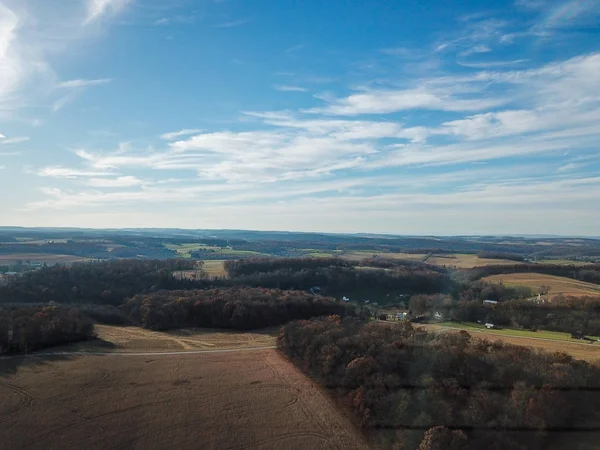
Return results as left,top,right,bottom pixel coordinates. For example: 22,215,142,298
215,18,249,28
0,136,29,145
459,44,492,56
273,85,309,92
52,79,112,112
83,0,132,26
307,87,505,116
529,0,600,30
57,78,112,88
85,176,145,188
160,129,202,140
285,44,305,53
457,59,528,68
37,166,115,178
557,162,583,172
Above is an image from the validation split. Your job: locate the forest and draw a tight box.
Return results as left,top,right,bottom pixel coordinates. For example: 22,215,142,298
278,317,600,450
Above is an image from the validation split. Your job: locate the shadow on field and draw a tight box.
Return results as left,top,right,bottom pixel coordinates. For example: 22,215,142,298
0,353,76,377
0,337,116,376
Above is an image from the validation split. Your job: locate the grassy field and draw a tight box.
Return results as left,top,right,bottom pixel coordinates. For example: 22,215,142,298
423,322,600,362
0,254,90,264
538,259,595,266
430,321,599,342
174,261,227,280
0,327,368,450
202,260,227,277
483,273,600,297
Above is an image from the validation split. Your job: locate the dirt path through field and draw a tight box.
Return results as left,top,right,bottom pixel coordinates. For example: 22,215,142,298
0,349,370,450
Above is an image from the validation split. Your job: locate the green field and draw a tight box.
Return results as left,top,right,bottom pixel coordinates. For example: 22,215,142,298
433,321,600,342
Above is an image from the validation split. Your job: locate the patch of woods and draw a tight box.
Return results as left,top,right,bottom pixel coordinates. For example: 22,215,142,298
121,288,366,331
477,251,525,262
278,317,600,450
466,263,600,285
0,305,94,354
224,257,454,297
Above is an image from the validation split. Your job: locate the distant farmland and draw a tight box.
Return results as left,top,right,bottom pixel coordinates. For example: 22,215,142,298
483,273,600,297
342,251,522,268
0,254,90,264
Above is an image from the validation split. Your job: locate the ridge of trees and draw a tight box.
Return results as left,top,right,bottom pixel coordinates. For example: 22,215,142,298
278,317,600,449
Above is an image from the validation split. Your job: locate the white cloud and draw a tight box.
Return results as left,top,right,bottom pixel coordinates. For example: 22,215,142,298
308,87,504,115
160,129,202,140
52,90,80,112
0,136,29,145
85,176,145,188
83,0,131,26
557,162,583,173
531,0,600,30
273,85,309,92
57,78,112,88
459,44,491,56
37,166,114,178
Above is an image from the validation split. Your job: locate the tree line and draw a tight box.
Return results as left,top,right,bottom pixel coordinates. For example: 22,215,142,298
0,305,94,354
0,259,203,306
278,317,600,450
224,257,354,277
121,287,366,331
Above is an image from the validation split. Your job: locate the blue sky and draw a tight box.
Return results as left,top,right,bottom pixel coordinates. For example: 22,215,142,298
0,0,599,235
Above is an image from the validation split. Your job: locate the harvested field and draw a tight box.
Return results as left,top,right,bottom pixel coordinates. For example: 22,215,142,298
482,273,600,297
0,347,369,450
426,253,523,268
423,323,600,362
0,253,90,264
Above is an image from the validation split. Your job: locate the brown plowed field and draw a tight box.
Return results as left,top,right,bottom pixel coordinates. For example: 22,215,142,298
0,347,369,450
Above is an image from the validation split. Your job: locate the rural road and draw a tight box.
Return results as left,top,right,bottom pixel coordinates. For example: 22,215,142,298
0,346,277,359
